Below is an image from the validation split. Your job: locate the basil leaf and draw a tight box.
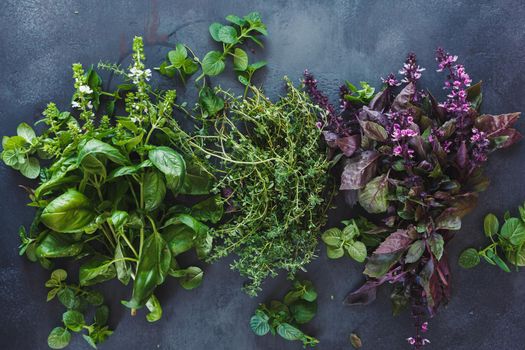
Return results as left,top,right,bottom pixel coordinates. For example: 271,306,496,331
191,195,223,224
17,122,36,142
144,171,166,211
250,311,270,336
145,295,163,322
41,190,96,233
290,300,317,324
123,231,171,309
458,248,480,268
36,232,84,259
174,266,203,290
62,310,85,332
77,139,128,165
148,146,186,192
277,323,303,341
202,51,225,76
47,327,71,349
483,213,499,237
346,240,367,263
79,257,116,286
233,48,248,71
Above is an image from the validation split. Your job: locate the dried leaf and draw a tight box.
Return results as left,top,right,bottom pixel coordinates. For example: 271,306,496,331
350,333,362,349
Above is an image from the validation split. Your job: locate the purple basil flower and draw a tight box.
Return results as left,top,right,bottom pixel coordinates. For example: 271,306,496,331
303,70,337,122
436,48,472,115
399,53,425,84
382,73,401,87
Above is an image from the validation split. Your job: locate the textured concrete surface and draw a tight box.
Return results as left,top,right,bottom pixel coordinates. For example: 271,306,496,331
1,0,525,349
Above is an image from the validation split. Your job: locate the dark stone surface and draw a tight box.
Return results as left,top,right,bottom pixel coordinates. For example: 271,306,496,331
1,0,525,349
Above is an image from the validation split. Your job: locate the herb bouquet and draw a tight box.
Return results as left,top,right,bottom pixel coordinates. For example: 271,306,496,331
309,49,521,348
2,37,223,348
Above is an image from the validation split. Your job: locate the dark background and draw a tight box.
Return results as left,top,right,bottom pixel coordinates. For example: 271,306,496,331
1,1,525,349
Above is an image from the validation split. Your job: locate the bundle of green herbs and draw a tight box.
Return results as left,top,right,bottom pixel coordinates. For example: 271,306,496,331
171,82,333,296
4,37,223,348
250,280,319,347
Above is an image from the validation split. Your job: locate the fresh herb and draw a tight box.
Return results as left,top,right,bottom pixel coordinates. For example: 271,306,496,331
157,12,267,96
172,80,332,295
460,207,525,271
250,280,319,347
321,220,368,262
45,269,112,349
4,37,220,326
308,49,521,348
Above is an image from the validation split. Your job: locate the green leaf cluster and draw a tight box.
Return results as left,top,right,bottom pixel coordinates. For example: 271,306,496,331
460,207,525,271
158,12,267,97
249,280,319,347
322,220,367,262
342,81,376,105
45,270,112,349
174,81,332,296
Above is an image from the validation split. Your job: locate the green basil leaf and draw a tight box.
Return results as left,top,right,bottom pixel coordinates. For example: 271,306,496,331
458,248,480,268
321,228,342,247
346,240,367,263
123,231,171,309
217,25,238,44
225,14,245,26
179,163,214,195
145,295,163,322
233,48,248,71
41,190,96,233
114,244,131,285
19,156,40,179
501,217,525,245
191,195,223,224
202,51,225,76
198,86,225,116
182,58,198,74
168,44,187,68
483,213,499,237
148,146,186,192
17,122,36,142
175,266,203,290
327,245,344,259
57,288,80,309
144,171,166,211
290,300,317,324
79,257,116,286
94,305,109,326
208,22,223,42
48,327,71,349
62,310,85,332
277,323,303,341
107,160,152,180
249,313,270,336
163,224,195,256
77,139,128,165
36,232,84,258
